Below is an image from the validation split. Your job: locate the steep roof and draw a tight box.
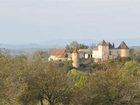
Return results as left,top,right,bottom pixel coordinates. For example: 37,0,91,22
51,48,66,57
118,41,129,49
93,40,108,51
98,40,108,46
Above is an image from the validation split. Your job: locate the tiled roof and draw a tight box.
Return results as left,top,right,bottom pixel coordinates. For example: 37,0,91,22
118,41,129,49
51,48,66,57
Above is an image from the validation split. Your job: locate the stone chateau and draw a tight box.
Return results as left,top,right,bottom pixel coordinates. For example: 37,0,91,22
48,40,129,68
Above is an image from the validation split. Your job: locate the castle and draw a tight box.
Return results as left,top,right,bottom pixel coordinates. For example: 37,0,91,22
92,40,129,62
48,40,129,68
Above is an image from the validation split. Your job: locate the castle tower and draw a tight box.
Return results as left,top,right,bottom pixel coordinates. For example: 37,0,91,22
72,49,79,68
98,40,109,61
118,41,129,57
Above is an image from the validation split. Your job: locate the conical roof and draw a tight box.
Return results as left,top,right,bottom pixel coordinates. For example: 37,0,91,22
118,41,129,49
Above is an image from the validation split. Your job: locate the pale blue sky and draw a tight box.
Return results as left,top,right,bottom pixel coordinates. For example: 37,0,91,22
0,0,140,46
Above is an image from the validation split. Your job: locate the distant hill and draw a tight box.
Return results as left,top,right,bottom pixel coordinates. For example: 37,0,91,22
0,43,45,49
0,43,140,56
0,43,66,49
0,42,66,56
0,48,51,56
131,46,140,52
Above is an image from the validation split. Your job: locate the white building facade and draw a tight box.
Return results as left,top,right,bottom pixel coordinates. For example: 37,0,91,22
92,40,129,62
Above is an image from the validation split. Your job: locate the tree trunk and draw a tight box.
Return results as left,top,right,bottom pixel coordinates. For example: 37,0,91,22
48,100,55,105
40,99,44,105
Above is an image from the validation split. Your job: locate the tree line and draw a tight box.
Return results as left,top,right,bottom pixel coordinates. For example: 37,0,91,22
0,52,140,105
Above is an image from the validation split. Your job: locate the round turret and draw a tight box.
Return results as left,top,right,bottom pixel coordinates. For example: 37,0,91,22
72,49,79,68
118,41,129,57
119,49,129,57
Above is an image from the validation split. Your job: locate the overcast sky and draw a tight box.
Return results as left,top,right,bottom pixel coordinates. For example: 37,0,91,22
0,0,140,46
